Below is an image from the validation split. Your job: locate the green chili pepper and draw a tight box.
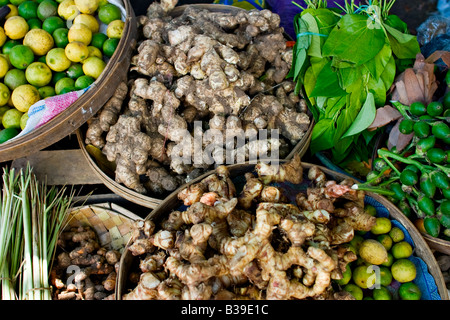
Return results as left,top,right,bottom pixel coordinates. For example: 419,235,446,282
424,216,441,237
420,172,436,198
390,183,406,201
427,101,444,117
409,101,427,116
430,170,450,190
418,194,436,216
415,136,436,156
399,119,415,135
427,148,447,164
404,164,420,174
397,200,412,218
400,170,418,186
373,158,388,172
431,121,450,140
413,121,431,138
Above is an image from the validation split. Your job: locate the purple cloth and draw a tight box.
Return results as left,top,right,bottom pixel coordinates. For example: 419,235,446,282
266,0,361,40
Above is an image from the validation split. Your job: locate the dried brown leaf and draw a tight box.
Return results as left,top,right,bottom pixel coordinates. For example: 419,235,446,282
368,105,402,130
388,119,414,152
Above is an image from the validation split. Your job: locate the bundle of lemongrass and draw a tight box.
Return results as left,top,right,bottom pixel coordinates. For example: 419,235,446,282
0,165,75,300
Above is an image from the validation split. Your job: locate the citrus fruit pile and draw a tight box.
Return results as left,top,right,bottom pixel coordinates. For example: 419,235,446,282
0,0,124,144
335,205,422,300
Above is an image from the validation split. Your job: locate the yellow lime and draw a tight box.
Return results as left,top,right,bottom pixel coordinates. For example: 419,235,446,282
68,22,92,45
0,83,10,107
2,107,22,129
9,45,34,70
389,227,405,243
11,84,40,112
0,55,9,78
98,3,121,25
25,62,52,87
381,252,394,267
37,0,58,21
82,46,102,61
46,47,71,71
57,0,78,20
82,56,105,79
74,0,98,14
4,69,27,90
73,13,99,33
64,41,89,62
106,19,124,39
55,76,74,94
38,85,56,98
20,112,28,130
6,4,19,19
391,259,417,283
377,234,393,251
359,239,388,265
370,217,392,235
4,16,29,40
23,29,54,56
391,241,413,259
352,265,377,289
0,27,7,47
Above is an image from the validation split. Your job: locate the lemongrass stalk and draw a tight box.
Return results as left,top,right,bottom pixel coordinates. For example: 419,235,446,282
20,168,33,300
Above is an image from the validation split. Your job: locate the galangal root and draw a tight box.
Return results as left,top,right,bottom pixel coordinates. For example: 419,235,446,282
122,156,376,300
51,226,122,300
84,0,311,197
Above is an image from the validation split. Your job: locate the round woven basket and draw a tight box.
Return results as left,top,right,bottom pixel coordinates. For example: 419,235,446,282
422,233,450,256
0,0,137,163
116,161,449,300
76,3,313,210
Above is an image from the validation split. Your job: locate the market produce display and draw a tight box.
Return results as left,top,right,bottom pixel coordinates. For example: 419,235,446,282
120,155,385,300
0,0,124,144
83,0,312,198
354,68,450,241
288,0,420,173
338,211,423,300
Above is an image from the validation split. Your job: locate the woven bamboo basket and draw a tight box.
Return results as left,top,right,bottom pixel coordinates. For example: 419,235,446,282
65,202,142,253
422,234,450,256
76,3,314,210
116,161,449,300
0,0,137,163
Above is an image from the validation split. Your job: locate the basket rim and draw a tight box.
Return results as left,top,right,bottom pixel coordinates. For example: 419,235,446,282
0,0,136,163
116,160,449,301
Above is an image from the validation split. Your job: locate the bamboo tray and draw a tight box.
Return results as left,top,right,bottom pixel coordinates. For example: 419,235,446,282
76,3,313,210
116,161,449,300
422,233,450,256
0,0,137,163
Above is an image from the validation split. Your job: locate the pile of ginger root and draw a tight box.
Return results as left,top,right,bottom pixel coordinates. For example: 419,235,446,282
50,225,122,300
121,155,377,300
84,0,311,196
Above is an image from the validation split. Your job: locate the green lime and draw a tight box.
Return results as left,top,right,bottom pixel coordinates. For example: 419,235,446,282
398,282,421,300
343,283,363,300
2,39,21,55
391,259,417,283
10,0,27,6
365,204,377,217
381,252,394,267
52,27,69,48
0,106,10,124
389,227,405,243
0,0,10,6
102,37,119,58
27,17,42,29
2,107,22,129
90,32,107,50
0,127,19,143
42,15,64,35
373,286,392,300
20,112,28,129
409,101,427,116
74,74,94,89
379,266,393,287
54,76,74,94
37,85,55,98
37,55,47,63
51,71,66,85
18,0,38,20
37,0,57,20
98,3,121,25
25,62,52,87
59,86,75,94
4,69,27,90
66,63,83,79
335,265,352,286
9,45,34,69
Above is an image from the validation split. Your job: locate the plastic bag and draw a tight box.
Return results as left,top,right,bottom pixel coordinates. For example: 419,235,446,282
213,0,266,10
417,15,450,46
